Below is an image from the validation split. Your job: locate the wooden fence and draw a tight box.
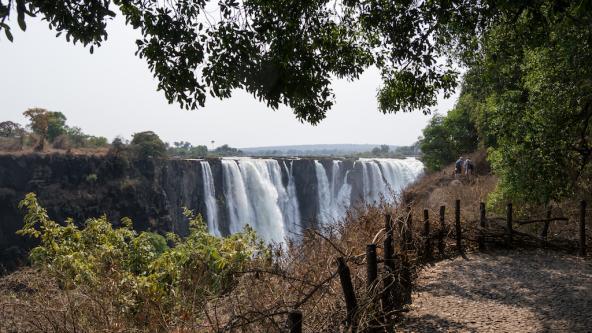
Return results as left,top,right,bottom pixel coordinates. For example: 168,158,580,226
285,199,589,332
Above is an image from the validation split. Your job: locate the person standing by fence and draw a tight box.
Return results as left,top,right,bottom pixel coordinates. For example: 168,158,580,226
465,158,474,176
455,156,464,178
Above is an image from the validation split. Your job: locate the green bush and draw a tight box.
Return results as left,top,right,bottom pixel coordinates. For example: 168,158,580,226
85,173,98,183
17,193,269,329
130,131,166,159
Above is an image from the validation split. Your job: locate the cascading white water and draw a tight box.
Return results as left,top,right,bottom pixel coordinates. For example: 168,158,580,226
315,160,354,224
282,161,302,236
358,157,424,204
374,158,424,196
314,160,332,226
220,158,302,243
331,161,341,200
334,164,352,219
200,161,221,236
204,157,422,242
221,160,252,234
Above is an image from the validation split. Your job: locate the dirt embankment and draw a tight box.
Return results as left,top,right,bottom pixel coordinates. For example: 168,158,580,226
403,150,497,223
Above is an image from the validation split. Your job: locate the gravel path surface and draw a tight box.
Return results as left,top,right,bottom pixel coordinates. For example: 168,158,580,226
399,250,592,332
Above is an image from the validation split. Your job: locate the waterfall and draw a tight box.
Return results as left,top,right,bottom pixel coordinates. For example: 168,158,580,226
282,161,302,236
200,161,221,236
315,160,354,224
375,158,424,196
221,160,252,234
314,160,332,225
220,158,302,243
365,159,388,203
335,168,352,219
331,161,341,199
357,158,424,204
199,157,422,242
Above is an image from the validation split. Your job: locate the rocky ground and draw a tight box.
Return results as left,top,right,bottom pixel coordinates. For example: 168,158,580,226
399,249,592,332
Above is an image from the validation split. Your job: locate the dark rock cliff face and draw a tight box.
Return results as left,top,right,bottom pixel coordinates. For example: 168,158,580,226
0,154,172,272
160,159,204,237
0,154,333,272
291,159,319,229
0,154,391,273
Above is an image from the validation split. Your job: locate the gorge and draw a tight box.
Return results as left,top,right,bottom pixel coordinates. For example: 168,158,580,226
0,154,423,269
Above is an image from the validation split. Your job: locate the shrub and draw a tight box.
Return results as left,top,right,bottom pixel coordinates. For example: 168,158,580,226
51,134,71,150
16,193,268,330
85,173,98,183
130,131,166,159
0,137,23,151
85,136,109,148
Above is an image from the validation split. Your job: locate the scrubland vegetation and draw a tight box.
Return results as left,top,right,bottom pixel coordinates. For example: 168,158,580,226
0,109,245,159
2,1,592,331
1,150,589,332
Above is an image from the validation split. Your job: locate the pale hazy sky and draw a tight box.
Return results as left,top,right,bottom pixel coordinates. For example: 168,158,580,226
0,14,458,148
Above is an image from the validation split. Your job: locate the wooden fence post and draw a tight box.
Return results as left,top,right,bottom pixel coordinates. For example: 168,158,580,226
423,209,432,260
286,310,303,333
366,244,378,288
580,200,587,257
401,254,412,305
455,200,463,254
385,213,393,234
405,206,413,250
366,244,380,333
337,257,358,331
382,214,395,312
438,205,446,256
478,202,486,252
506,203,513,248
540,207,551,243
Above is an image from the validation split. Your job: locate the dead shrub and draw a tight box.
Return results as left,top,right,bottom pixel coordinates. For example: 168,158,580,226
51,134,72,150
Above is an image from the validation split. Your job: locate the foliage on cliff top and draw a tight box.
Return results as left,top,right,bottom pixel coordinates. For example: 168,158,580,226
419,1,592,206
15,192,269,331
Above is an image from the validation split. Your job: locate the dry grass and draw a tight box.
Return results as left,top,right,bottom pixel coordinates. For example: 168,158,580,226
2,152,589,332
0,153,498,332
0,201,429,332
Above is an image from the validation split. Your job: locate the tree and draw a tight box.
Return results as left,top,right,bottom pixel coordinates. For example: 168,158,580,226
475,5,592,205
419,115,456,172
0,0,510,124
419,93,479,172
46,111,67,142
212,144,242,157
23,108,49,151
0,121,25,138
86,135,109,148
190,145,208,158
167,141,208,158
130,131,166,159
64,126,87,147
415,1,592,205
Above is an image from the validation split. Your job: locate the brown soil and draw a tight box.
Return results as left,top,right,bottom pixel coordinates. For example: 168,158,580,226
399,250,592,332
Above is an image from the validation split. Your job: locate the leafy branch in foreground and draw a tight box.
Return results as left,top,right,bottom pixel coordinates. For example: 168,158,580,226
0,0,492,123
16,192,269,330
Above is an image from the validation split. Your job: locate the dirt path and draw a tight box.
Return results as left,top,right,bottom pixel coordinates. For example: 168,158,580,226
399,250,592,332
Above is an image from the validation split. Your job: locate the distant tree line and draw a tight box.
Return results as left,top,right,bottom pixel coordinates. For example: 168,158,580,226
353,144,420,159
0,109,243,160
244,144,419,158
166,142,243,158
0,108,109,152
